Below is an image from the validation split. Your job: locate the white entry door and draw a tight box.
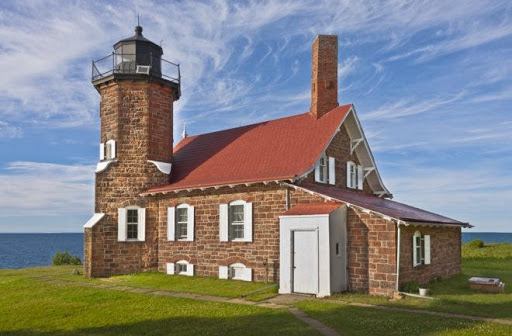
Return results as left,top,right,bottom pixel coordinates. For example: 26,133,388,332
293,230,318,294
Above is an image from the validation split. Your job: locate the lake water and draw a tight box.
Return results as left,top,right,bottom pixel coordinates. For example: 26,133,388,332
0,232,510,269
0,233,83,269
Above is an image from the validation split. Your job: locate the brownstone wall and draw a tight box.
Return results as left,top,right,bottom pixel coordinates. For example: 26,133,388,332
156,184,287,282
347,208,397,296
303,124,373,195
311,35,338,118
84,79,176,277
399,225,461,286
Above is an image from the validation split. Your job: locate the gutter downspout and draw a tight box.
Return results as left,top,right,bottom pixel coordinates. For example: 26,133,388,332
395,222,402,292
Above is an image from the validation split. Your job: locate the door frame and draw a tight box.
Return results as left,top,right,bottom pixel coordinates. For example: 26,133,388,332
291,229,319,294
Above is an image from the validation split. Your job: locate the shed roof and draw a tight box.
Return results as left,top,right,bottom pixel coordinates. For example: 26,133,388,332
292,182,469,226
282,202,342,216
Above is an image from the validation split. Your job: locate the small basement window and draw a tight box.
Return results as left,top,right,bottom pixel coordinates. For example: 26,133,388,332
176,262,188,275
229,263,246,280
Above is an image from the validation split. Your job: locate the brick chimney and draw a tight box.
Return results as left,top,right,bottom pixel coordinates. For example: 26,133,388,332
310,35,339,118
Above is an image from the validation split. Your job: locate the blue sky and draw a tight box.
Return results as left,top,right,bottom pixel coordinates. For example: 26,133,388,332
0,0,511,233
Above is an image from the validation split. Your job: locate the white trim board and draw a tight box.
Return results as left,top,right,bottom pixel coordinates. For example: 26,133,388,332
83,213,105,228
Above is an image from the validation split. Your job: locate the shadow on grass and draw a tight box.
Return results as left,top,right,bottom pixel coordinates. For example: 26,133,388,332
0,312,317,336
295,300,512,336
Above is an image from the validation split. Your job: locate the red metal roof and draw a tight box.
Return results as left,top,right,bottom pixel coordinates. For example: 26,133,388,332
295,182,468,226
145,105,352,193
282,202,342,216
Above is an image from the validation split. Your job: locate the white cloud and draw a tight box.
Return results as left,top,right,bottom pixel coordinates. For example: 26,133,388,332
361,90,466,121
0,162,94,217
0,121,23,139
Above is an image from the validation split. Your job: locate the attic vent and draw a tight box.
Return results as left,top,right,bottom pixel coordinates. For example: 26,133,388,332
136,65,151,74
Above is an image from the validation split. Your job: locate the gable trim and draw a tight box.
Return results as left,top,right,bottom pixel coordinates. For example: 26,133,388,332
295,105,391,198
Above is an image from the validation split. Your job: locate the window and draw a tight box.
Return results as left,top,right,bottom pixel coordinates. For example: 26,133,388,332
176,262,188,275
413,231,431,267
176,207,188,240
315,155,328,183
127,209,139,240
166,261,194,276
167,204,194,241
100,140,116,161
347,162,364,190
118,207,146,242
219,201,252,242
219,263,252,281
229,204,245,240
229,263,245,280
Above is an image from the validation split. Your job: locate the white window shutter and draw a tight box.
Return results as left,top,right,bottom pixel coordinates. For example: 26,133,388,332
100,143,105,161
185,264,194,277
187,206,195,241
219,266,228,279
413,236,418,267
167,207,175,241
166,263,175,275
219,204,229,242
111,140,116,159
357,165,364,190
346,162,352,188
314,162,321,182
328,157,336,185
244,202,253,242
424,235,431,265
117,208,126,241
242,267,252,282
138,208,146,241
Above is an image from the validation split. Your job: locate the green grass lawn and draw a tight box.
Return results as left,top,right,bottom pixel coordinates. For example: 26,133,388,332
0,268,315,335
295,300,512,336
50,267,278,302
328,242,512,320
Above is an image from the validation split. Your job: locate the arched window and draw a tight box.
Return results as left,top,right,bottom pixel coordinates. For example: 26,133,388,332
167,204,195,241
229,200,246,241
176,204,190,240
166,260,194,277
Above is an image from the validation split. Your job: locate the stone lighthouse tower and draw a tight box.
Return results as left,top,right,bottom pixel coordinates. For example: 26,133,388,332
84,25,180,277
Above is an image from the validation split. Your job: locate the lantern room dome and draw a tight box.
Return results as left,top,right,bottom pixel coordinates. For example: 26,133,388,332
91,25,181,98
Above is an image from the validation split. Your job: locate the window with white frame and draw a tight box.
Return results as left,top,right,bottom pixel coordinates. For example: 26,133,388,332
118,206,146,242
229,263,245,280
346,161,364,190
219,200,253,242
314,154,327,183
167,204,195,241
166,261,194,276
127,209,138,240
229,203,245,240
218,263,252,281
176,207,188,240
100,139,116,161
175,261,188,275
413,231,431,267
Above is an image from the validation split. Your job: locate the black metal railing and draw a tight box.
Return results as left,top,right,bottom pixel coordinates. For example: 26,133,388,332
92,52,180,85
